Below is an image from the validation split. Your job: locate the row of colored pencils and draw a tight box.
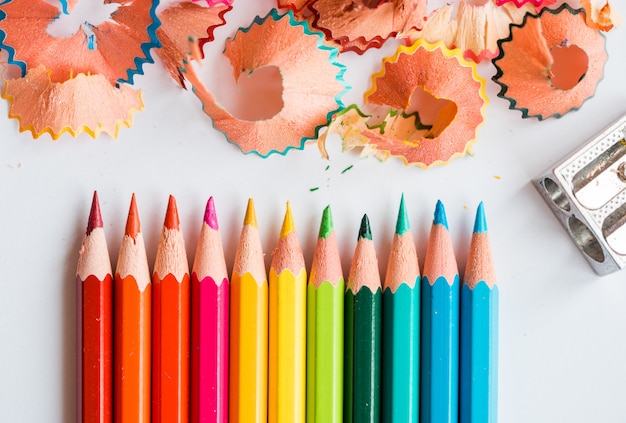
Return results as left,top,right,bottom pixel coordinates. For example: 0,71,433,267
77,192,498,423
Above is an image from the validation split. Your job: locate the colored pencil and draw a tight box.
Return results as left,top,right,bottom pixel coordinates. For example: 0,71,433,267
460,202,499,423
268,202,307,423
306,206,344,423
382,195,420,423
420,200,460,423
229,199,268,423
77,191,112,423
114,194,151,423
152,195,190,423
344,214,382,423
191,197,229,423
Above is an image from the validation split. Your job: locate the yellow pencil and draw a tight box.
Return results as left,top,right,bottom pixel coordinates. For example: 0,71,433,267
269,202,307,423
229,199,268,423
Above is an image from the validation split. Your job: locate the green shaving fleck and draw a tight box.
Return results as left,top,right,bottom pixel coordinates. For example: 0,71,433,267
341,165,353,174
310,187,320,192
325,165,330,171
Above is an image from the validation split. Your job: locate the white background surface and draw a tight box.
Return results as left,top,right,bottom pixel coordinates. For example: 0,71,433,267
1,1,625,422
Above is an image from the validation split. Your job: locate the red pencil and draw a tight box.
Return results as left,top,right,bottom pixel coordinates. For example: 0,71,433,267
152,195,190,423
191,197,229,422
76,191,112,423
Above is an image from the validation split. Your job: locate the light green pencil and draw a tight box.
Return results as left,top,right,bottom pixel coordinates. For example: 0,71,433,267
306,206,344,422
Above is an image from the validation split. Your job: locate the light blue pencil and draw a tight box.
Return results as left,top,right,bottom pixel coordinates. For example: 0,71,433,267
460,202,499,423
420,200,460,423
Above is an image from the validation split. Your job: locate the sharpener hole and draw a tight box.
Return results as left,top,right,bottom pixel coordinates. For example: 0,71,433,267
543,177,571,212
568,216,605,263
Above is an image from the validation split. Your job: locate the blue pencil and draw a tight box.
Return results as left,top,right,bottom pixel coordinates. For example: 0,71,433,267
420,200,460,423
460,202,499,423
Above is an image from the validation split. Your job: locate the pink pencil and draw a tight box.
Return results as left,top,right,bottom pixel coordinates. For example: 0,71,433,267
191,197,230,423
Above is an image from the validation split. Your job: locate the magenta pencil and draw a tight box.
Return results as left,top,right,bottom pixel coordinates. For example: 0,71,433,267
191,197,230,423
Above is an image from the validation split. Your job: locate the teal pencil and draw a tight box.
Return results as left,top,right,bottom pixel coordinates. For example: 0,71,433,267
382,195,420,422
420,200,460,423
460,202,498,423
344,215,382,423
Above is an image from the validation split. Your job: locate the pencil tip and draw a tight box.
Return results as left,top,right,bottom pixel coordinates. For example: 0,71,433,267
243,198,258,228
86,191,103,235
125,193,140,239
204,197,218,230
433,199,448,230
396,194,410,235
280,201,295,238
164,195,180,230
473,201,488,233
319,205,334,239
359,214,372,240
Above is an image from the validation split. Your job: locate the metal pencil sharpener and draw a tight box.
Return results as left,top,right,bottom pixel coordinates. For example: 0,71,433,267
534,113,626,275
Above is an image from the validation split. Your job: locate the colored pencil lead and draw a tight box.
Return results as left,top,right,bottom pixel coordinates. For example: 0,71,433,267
86,191,103,235
359,214,372,240
204,196,219,230
396,194,410,235
164,194,180,230
474,201,487,234
434,199,449,229
319,205,333,239
244,198,258,228
125,193,140,241
280,201,295,238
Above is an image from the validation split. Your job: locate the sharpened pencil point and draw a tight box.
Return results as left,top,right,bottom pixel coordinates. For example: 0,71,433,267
396,194,410,235
433,199,449,230
86,191,103,235
243,198,258,228
319,205,334,239
280,202,295,239
164,195,180,230
125,193,140,240
204,196,219,230
473,201,488,234
359,214,372,241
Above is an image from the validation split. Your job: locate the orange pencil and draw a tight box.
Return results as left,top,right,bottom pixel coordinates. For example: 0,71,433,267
114,194,151,423
152,195,190,423
76,191,112,423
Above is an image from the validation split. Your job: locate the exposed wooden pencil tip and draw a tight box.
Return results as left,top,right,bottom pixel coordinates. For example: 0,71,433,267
359,214,372,241
280,201,295,238
86,191,103,235
204,196,218,230
125,193,140,240
474,201,488,234
319,205,334,239
164,195,180,230
243,198,258,228
396,194,410,235
433,199,448,230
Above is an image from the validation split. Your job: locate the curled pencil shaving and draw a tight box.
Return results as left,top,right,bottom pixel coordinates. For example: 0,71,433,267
156,1,231,87
320,40,488,168
580,0,622,31
1,65,143,139
277,0,314,14
309,0,428,54
492,4,607,120
0,0,159,84
495,0,555,7
183,9,348,157
407,0,535,62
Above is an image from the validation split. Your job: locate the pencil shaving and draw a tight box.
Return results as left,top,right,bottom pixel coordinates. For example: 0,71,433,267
2,65,143,139
156,1,231,87
580,0,622,31
183,9,348,156
492,4,607,120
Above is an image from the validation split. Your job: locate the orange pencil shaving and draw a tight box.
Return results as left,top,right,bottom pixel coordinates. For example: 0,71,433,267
76,191,112,423
114,194,151,423
152,195,190,423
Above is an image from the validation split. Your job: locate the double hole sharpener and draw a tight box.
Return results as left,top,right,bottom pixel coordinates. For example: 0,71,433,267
534,113,626,275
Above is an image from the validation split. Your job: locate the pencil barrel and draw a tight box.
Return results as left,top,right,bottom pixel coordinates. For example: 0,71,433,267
460,283,499,423
420,276,460,423
306,280,344,423
382,284,420,423
229,273,268,423
344,287,382,423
